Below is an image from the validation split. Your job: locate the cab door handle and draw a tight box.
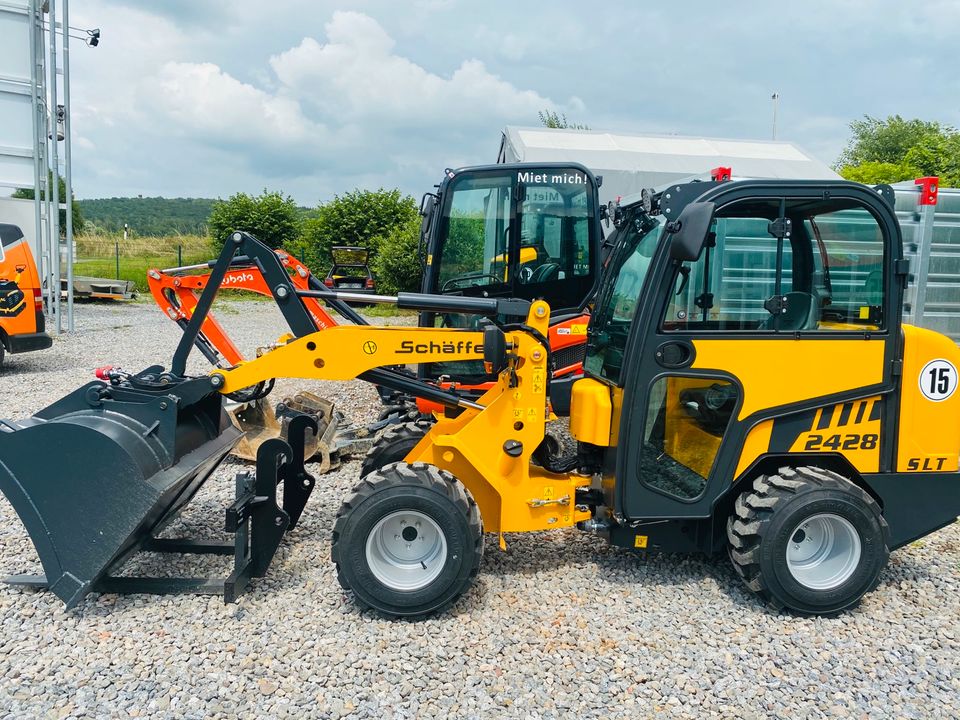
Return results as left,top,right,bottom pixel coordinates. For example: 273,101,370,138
655,341,694,369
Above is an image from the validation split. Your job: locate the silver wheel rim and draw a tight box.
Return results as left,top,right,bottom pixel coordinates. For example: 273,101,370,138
365,510,447,591
785,513,861,590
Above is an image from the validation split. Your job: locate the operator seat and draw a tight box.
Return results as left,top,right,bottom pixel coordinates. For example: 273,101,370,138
528,262,561,283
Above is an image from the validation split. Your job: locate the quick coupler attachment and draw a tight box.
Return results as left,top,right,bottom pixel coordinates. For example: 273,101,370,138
222,428,316,602
0,400,317,608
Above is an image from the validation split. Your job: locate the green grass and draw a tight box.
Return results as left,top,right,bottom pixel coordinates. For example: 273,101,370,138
73,233,215,292
359,304,418,318
73,254,212,293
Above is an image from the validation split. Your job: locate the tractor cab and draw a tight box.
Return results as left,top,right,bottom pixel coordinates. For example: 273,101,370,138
419,162,601,328
416,163,601,392
575,178,960,602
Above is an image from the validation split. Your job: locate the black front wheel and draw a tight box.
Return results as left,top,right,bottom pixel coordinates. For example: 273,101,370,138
332,462,483,618
727,466,889,615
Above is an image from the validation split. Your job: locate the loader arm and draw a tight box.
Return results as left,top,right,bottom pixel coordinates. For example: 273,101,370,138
185,234,589,534
211,297,591,536
216,325,492,390
148,249,364,367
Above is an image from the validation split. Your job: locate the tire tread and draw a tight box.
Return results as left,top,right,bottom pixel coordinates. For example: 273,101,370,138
331,461,482,618
726,465,889,614
360,419,433,478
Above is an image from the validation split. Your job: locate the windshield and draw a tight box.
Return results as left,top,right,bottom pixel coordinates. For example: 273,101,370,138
583,211,662,384
431,167,596,317
436,175,511,292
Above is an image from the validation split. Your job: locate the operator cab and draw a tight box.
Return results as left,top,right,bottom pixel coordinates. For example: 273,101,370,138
579,179,910,528
419,162,601,330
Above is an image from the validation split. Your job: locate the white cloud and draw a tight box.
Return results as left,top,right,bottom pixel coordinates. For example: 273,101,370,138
112,9,572,196
268,11,557,126
62,0,958,202
474,27,530,62
149,62,320,144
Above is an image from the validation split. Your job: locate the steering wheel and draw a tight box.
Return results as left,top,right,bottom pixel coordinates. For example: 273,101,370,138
441,273,502,292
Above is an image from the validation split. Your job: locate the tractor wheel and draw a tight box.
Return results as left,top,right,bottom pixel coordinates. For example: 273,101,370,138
0,342,5,369
331,462,483,618
360,418,434,478
727,465,889,615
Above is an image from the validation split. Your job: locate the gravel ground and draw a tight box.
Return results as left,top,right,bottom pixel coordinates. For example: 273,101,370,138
0,299,957,719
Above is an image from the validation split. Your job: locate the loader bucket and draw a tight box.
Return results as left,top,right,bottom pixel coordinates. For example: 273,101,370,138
229,393,337,468
0,377,240,608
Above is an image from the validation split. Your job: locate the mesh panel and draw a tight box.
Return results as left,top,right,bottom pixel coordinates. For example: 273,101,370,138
552,342,587,371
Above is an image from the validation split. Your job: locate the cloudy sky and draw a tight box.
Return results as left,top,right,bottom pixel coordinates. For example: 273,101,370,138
65,0,959,204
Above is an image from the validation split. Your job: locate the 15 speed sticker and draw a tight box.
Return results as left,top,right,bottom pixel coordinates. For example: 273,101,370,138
919,359,957,402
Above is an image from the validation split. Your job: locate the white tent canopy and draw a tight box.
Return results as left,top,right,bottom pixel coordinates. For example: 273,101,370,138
498,127,840,207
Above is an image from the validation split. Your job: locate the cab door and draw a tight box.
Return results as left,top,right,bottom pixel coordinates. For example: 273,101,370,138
615,184,902,521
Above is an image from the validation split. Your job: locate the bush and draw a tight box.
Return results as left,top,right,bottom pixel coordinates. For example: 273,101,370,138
208,190,301,249
296,189,418,271
372,216,423,295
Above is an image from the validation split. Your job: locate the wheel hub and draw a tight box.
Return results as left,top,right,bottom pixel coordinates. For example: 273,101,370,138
365,510,447,591
785,513,862,590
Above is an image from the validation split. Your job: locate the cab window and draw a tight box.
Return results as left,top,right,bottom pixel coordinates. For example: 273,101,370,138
663,216,792,331
436,175,511,292
516,176,592,285
806,208,885,329
583,212,661,383
662,198,886,333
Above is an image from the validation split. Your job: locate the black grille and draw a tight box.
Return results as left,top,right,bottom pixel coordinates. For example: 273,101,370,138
552,342,586,371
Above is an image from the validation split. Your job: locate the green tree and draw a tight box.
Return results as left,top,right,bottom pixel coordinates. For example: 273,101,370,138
372,216,423,294
297,188,418,270
538,109,589,130
836,115,960,186
840,161,920,186
442,212,485,279
208,190,301,249
12,171,84,231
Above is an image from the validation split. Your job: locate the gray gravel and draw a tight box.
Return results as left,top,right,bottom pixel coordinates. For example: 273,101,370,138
0,299,957,720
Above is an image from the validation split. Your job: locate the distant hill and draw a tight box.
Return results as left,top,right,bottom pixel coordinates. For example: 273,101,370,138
78,197,216,236
78,196,315,237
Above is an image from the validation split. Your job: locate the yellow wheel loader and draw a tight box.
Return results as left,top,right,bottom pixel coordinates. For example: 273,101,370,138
1,177,958,617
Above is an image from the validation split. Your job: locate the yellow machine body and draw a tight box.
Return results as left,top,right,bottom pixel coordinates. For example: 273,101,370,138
217,300,591,538
896,324,960,472
571,325,960,484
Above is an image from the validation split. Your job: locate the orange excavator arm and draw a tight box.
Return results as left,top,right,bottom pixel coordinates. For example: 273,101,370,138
147,249,340,366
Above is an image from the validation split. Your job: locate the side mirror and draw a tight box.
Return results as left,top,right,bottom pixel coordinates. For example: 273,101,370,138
419,193,437,267
420,196,436,233
667,201,715,261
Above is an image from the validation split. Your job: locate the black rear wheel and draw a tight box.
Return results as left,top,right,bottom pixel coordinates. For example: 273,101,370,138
331,462,483,617
360,418,434,478
727,465,889,615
